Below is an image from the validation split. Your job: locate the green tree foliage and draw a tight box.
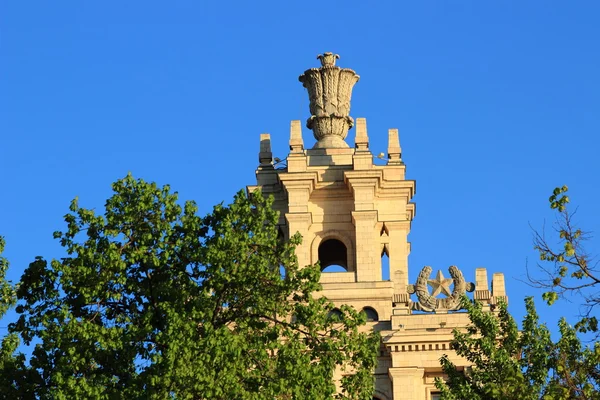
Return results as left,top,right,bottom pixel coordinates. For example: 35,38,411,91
529,186,599,334
1,237,28,398
436,187,600,400
0,238,17,318
0,175,379,399
435,297,600,400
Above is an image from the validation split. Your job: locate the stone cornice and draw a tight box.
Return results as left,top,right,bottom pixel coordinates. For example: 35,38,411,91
277,172,318,192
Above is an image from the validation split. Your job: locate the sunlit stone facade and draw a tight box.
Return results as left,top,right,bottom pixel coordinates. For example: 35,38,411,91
247,54,507,400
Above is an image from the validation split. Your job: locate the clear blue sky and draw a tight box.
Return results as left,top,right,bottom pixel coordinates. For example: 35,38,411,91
1,1,599,333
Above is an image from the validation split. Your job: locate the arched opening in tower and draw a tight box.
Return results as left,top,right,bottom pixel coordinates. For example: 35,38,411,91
318,239,348,272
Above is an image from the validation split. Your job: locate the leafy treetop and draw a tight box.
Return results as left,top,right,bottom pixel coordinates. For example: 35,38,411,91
0,175,379,400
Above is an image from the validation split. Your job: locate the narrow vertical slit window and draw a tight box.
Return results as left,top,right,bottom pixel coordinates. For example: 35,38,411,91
381,244,390,280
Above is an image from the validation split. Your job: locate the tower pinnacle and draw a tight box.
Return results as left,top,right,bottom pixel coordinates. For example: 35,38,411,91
298,53,360,149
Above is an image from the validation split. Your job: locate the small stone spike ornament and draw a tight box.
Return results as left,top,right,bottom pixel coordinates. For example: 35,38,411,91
298,53,360,149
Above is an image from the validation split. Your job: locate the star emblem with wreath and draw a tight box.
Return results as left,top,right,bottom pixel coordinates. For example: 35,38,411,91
427,270,453,297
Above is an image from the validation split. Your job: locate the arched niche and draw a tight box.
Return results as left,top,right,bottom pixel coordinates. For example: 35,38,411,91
327,308,344,322
311,230,355,273
362,306,379,322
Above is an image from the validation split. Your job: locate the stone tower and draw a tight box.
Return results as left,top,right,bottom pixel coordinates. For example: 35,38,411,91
247,53,507,400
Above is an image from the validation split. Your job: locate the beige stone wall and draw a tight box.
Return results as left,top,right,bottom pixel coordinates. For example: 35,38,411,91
248,119,506,400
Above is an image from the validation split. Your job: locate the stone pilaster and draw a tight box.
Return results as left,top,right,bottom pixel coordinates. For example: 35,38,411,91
285,212,313,269
385,220,411,289
346,171,381,282
388,367,425,400
279,173,317,214
352,210,379,281
279,172,317,269
345,171,380,211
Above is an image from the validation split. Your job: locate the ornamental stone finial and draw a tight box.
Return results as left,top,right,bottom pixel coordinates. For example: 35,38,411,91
299,53,360,149
317,52,339,67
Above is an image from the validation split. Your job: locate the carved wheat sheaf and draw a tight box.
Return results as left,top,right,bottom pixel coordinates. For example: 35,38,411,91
298,53,360,147
323,66,338,115
308,69,324,117
337,69,356,116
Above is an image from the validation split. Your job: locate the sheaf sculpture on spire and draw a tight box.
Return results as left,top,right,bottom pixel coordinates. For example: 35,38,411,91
298,52,360,149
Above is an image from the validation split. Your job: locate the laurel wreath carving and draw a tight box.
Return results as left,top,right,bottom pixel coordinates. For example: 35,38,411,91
407,266,475,312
